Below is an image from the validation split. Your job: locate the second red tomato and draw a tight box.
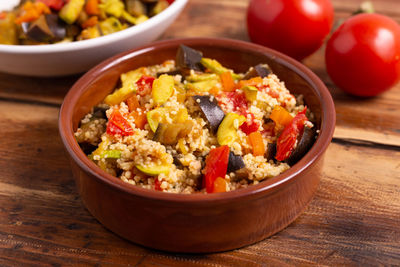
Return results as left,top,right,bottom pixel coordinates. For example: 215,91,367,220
247,0,334,60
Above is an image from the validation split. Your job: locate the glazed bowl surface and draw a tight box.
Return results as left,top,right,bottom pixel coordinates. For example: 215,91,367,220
59,38,335,253
0,0,187,77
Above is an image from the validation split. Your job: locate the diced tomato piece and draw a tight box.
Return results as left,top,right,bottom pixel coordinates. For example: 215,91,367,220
220,91,248,114
154,178,163,191
106,110,134,136
136,76,155,96
275,108,308,161
36,0,65,10
240,113,260,134
203,145,230,193
166,0,175,4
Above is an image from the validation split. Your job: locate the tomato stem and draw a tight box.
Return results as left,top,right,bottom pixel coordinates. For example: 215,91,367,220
353,2,375,15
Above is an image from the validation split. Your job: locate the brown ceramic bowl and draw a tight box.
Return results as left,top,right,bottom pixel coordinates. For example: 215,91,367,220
59,38,335,253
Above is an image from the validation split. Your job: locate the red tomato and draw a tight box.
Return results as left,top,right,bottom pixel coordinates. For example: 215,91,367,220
276,109,308,161
136,76,155,96
247,0,334,60
154,179,163,191
219,91,248,115
106,110,134,136
36,0,65,10
240,113,260,135
203,145,230,193
326,13,400,97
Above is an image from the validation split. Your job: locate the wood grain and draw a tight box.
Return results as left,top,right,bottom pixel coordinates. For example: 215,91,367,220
0,0,399,265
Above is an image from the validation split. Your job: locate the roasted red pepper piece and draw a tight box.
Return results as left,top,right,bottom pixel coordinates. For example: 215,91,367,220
106,110,134,136
36,0,65,10
203,145,230,193
136,76,155,96
276,108,308,161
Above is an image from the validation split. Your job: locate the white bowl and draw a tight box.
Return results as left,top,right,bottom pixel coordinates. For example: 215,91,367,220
0,0,187,77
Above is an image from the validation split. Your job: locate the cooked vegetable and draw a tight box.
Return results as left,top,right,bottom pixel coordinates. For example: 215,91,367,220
248,131,265,156
59,0,85,24
99,0,125,18
45,14,66,40
136,163,170,176
85,0,100,15
265,142,277,161
93,106,108,119
153,121,193,145
242,85,258,102
104,69,145,106
150,0,169,16
186,79,218,93
101,150,122,159
130,111,147,129
213,177,227,193
146,107,167,132
243,64,273,79
186,73,218,82
125,0,147,16
286,126,315,165
275,109,308,161
217,113,246,146
152,74,174,105
99,17,126,35
106,109,134,136
192,95,225,133
37,0,65,11
203,145,230,193
24,14,66,42
200,58,241,80
220,71,236,92
269,106,293,128
0,13,18,45
15,2,51,24
6,0,172,45
227,151,245,173
176,44,204,72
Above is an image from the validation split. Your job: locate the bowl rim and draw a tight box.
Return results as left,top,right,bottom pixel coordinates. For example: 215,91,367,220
59,37,336,204
0,0,188,54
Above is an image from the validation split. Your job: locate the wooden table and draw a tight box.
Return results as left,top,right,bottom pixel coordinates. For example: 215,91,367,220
1,0,399,265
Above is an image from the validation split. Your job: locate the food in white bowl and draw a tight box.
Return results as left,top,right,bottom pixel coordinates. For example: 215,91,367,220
0,0,187,76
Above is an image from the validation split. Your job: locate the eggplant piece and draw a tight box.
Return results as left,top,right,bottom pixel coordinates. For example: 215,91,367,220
24,15,54,42
265,143,277,161
92,106,108,119
243,64,273,80
192,95,225,133
79,142,98,155
156,69,183,80
176,44,204,72
45,14,67,41
285,126,316,166
23,14,66,42
227,151,245,173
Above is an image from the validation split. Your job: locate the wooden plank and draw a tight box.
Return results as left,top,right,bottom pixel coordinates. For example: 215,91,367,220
0,100,399,265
